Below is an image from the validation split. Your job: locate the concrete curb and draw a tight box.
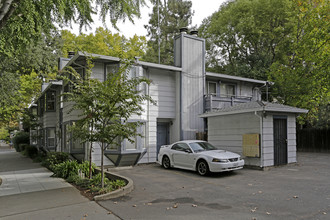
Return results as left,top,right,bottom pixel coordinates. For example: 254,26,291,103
93,169,134,201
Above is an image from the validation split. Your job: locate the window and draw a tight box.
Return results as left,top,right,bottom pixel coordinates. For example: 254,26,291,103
64,124,70,152
128,68,136,79
140,123,146,149
208,82,217,96
91,63,104,81
220,83,236,97
71,122,84,150
38,96,45,116
107,136,121,151
126,138,137,150
31,107,37,116
123,122,146,151
72,138,84,150
38,129,44,149
172,143,190,152
47,128,56,148
30,130,37,145
106,64,119,79
46,91,56,111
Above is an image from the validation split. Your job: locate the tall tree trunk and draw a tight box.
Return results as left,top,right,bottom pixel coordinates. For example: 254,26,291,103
101,141,104,188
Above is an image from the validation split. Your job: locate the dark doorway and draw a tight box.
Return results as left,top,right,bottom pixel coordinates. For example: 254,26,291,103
273,117,288,166
156,122,170,159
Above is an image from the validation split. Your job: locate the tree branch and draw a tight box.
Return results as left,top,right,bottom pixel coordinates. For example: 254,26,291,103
0,0,18,30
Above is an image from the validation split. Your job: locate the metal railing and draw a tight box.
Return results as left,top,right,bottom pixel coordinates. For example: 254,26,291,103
204,94,253,112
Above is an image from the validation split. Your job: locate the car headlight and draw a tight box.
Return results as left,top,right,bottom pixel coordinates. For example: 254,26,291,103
212,158,229,163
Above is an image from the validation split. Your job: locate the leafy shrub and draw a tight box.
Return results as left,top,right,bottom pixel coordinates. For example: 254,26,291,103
90,173,110,186
79,161,97,177
111,179,126,190
47,158,126,195
41,152,70,171
52,160,97,180
66,174,81,184
19,143,29,152
75,177,92,188
24,145,38,159
12,132,29,152
52,160,80,179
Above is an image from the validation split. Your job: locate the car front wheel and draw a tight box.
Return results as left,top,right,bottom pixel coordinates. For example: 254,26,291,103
162,156,171,169
197,160,209,176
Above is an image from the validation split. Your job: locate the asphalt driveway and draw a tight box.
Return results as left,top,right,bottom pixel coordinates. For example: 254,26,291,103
99,153,330,220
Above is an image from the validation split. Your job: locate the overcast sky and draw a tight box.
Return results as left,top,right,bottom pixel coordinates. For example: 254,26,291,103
67,0,227,38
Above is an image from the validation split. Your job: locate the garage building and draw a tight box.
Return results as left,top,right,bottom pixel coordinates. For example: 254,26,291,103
200,101,308,168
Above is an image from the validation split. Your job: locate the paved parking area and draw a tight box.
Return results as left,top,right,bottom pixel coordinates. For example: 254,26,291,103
99,153,330,220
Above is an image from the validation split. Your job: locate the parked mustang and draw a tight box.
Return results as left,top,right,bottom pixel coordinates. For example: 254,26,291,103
157,140,244,176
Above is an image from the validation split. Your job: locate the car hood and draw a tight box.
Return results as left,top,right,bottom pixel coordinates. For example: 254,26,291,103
198,150,240,159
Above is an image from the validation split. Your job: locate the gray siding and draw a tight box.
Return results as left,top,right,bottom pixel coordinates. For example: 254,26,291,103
287,115,297,163
62,102,82,123
43,112,57,128
207,112,261,167
149,69,176,119
139,68,177,163
262,115,274,167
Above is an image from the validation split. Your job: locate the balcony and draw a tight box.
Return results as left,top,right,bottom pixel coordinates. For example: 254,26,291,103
204,94,253,112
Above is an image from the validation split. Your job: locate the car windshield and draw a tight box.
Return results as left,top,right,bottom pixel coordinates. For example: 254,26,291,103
189,142,217,152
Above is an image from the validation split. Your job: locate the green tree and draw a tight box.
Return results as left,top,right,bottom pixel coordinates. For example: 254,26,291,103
61,27,147,59
200,0,329,127
269,0,330,128
143,0,193,65
0,35,58,126
199,0,294,80
0,126,10,142
0,0,146,57
64,58,154,186
0,0,146,129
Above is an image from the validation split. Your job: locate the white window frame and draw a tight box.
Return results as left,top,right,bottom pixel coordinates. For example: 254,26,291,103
46,127,56,149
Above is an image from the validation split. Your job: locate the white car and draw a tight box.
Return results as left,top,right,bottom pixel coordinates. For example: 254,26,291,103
157,140,244,176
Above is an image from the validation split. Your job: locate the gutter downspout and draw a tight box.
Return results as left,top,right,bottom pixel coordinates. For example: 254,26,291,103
254,110,264,168
147,68,150,163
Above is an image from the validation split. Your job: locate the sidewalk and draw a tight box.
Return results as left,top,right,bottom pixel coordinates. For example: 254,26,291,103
0,144,119,220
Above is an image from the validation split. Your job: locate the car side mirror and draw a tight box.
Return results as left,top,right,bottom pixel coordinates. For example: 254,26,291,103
185,149,192,153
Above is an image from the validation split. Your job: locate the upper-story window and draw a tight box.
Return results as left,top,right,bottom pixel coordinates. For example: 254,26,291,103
220,83,236,98
46,90,56,111
106,64,119,79
38,96,45,116
208,82,217,96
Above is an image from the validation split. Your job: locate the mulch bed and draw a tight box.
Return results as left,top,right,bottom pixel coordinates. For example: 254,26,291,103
70,183,101,201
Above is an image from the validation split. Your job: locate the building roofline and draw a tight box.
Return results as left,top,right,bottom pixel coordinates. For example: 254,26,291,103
199,101,308,118
64,51,182,72
137,61,182,72
30,81,63,106
206,72,270,85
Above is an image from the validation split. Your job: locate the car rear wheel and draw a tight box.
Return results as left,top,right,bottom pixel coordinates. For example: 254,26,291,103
162,156,171,169
197,160,209,176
